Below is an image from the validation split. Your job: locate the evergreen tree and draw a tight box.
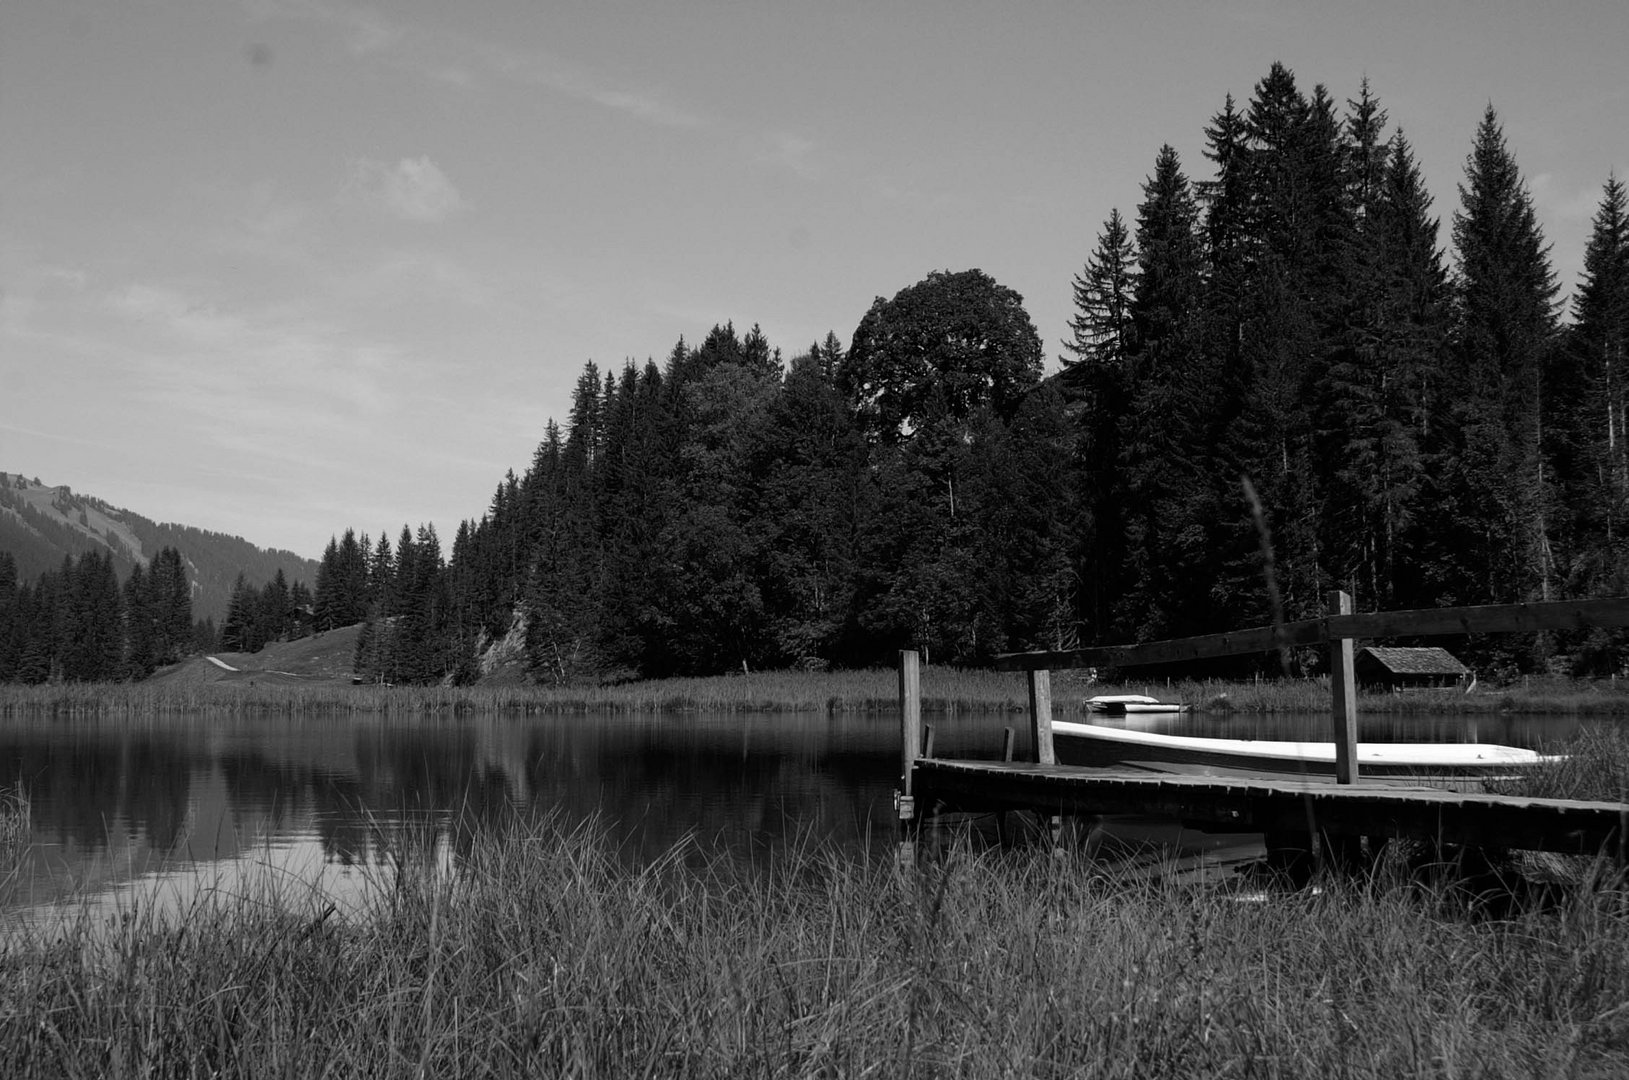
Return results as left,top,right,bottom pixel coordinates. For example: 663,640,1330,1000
62,551,123,680
122,563,155,679
1118,145,1214,641
261,569,290,643
220,573,255,653
1326,131,1449,611
1560,174,1629,596
147,547,193,663
1448,106,1560,617
0,551,17,681
1060,208,1136,640
758,343,865,666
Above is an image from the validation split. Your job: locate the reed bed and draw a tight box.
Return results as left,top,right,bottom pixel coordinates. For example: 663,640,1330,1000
0,812,1624,1079
0,783,27,860
8,668,1629,719
0,667,1037,719
1515,724,1629,804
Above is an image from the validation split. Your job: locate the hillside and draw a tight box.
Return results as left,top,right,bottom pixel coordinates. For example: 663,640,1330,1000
147,623,365,688
0,471,320,622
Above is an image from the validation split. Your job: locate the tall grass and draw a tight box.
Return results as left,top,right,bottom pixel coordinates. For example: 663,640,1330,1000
0,667,1040,718
0,782,27,858
1515,725,1629,804
2,815,1625,1078
9,668,1629,719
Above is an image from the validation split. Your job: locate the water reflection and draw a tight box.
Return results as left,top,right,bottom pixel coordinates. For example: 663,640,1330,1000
0,708,1595,919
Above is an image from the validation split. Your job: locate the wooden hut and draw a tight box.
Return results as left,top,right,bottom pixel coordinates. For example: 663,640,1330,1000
1355,646,1471,692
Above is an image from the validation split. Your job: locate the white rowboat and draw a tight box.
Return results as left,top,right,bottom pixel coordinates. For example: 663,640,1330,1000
1053,720,1555,777
1085,694,1191,715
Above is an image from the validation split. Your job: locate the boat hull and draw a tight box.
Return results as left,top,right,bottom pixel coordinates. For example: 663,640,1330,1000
1053,720,1552,778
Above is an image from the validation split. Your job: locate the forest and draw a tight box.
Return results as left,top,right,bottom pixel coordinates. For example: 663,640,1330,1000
3,63,1627,685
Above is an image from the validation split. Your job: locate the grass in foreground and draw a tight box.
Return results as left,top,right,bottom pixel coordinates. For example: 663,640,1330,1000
2,814,1627,1079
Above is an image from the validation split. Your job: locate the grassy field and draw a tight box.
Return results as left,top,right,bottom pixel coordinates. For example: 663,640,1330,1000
1,807,1625,1079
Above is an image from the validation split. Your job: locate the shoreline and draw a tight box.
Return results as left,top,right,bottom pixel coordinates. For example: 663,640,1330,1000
6,667,1629,718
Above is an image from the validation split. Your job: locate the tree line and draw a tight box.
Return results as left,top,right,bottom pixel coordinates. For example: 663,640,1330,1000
5,62,1626,685
332,64,1628,684
0,548,202,682
1063,66,1627,674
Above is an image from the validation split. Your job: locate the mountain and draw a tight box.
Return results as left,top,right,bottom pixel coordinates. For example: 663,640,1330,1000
0,471,320,623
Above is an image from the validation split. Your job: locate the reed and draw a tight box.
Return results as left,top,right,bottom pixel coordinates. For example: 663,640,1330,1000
1513,724,1629,804
0,783,27,855
2,814,1624,1078
8,668,1629,719
0,667,1037,718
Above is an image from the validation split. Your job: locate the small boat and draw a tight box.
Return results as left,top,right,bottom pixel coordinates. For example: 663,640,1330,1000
1053,720,1556,777
1086,694,1191,715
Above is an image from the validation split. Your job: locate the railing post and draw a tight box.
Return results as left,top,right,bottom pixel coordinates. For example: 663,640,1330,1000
1329,591,1359,784
1027,668,1063,849
896,650,922,864
1027,668,1056,765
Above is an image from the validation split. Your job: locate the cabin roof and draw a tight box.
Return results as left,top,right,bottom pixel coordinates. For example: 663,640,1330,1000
1357,645,1469,676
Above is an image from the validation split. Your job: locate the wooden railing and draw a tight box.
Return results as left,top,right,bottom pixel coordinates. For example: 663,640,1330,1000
984,593,1629,785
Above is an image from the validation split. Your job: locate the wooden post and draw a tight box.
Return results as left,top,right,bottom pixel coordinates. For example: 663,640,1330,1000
1027,668,1062,849
897,650,922,864
1329,591,1359,785
1027,668,1056,765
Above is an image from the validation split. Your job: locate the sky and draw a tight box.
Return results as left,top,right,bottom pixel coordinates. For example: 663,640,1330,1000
3,1,1626,562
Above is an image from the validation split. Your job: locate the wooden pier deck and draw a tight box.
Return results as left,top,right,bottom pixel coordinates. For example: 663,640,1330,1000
893,595,1629,867
910,758,1628,859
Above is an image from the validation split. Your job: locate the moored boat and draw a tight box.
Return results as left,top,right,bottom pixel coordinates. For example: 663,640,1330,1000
1086,694,1191,715
1053,719,1556,777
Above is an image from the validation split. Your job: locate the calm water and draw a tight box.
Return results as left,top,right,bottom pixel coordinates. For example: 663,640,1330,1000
0,707,1601,920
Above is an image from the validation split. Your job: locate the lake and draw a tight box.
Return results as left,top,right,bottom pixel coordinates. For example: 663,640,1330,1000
0,707,1600,921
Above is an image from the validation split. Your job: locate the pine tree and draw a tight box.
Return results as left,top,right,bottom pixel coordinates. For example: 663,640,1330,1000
1118,145,1213,640
220,574,255,653
1059,209,1137,641
0,551,17,681
1064,208,1136,369
122,562,155,679
1326,131,1449,610
62,551,123,680
147,547,193,663
1560,175,1629,593
757,343,864,666
1449,106,1560,616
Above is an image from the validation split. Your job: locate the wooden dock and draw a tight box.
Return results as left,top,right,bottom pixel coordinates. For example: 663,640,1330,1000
909,759,1627,859
894,595,1629,868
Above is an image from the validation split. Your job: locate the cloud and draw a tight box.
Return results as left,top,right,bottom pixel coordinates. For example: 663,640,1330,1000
753,132,819,178
247,1,706,130
475,40,707,130
1530,172,1606,223
104,281,401,426
349,156,468,222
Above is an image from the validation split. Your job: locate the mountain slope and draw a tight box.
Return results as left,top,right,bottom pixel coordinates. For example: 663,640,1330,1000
147,624,364,688
0,471,320,622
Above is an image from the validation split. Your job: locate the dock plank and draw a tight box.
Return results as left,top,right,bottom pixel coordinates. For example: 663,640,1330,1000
913,759,1629,858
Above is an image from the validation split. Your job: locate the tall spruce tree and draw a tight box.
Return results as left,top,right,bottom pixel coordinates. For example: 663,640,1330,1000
1449,106,1560,619
1560,175,1629,594
1061,208,1137,640
1328,131,1449,610
1118,145,1213,640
